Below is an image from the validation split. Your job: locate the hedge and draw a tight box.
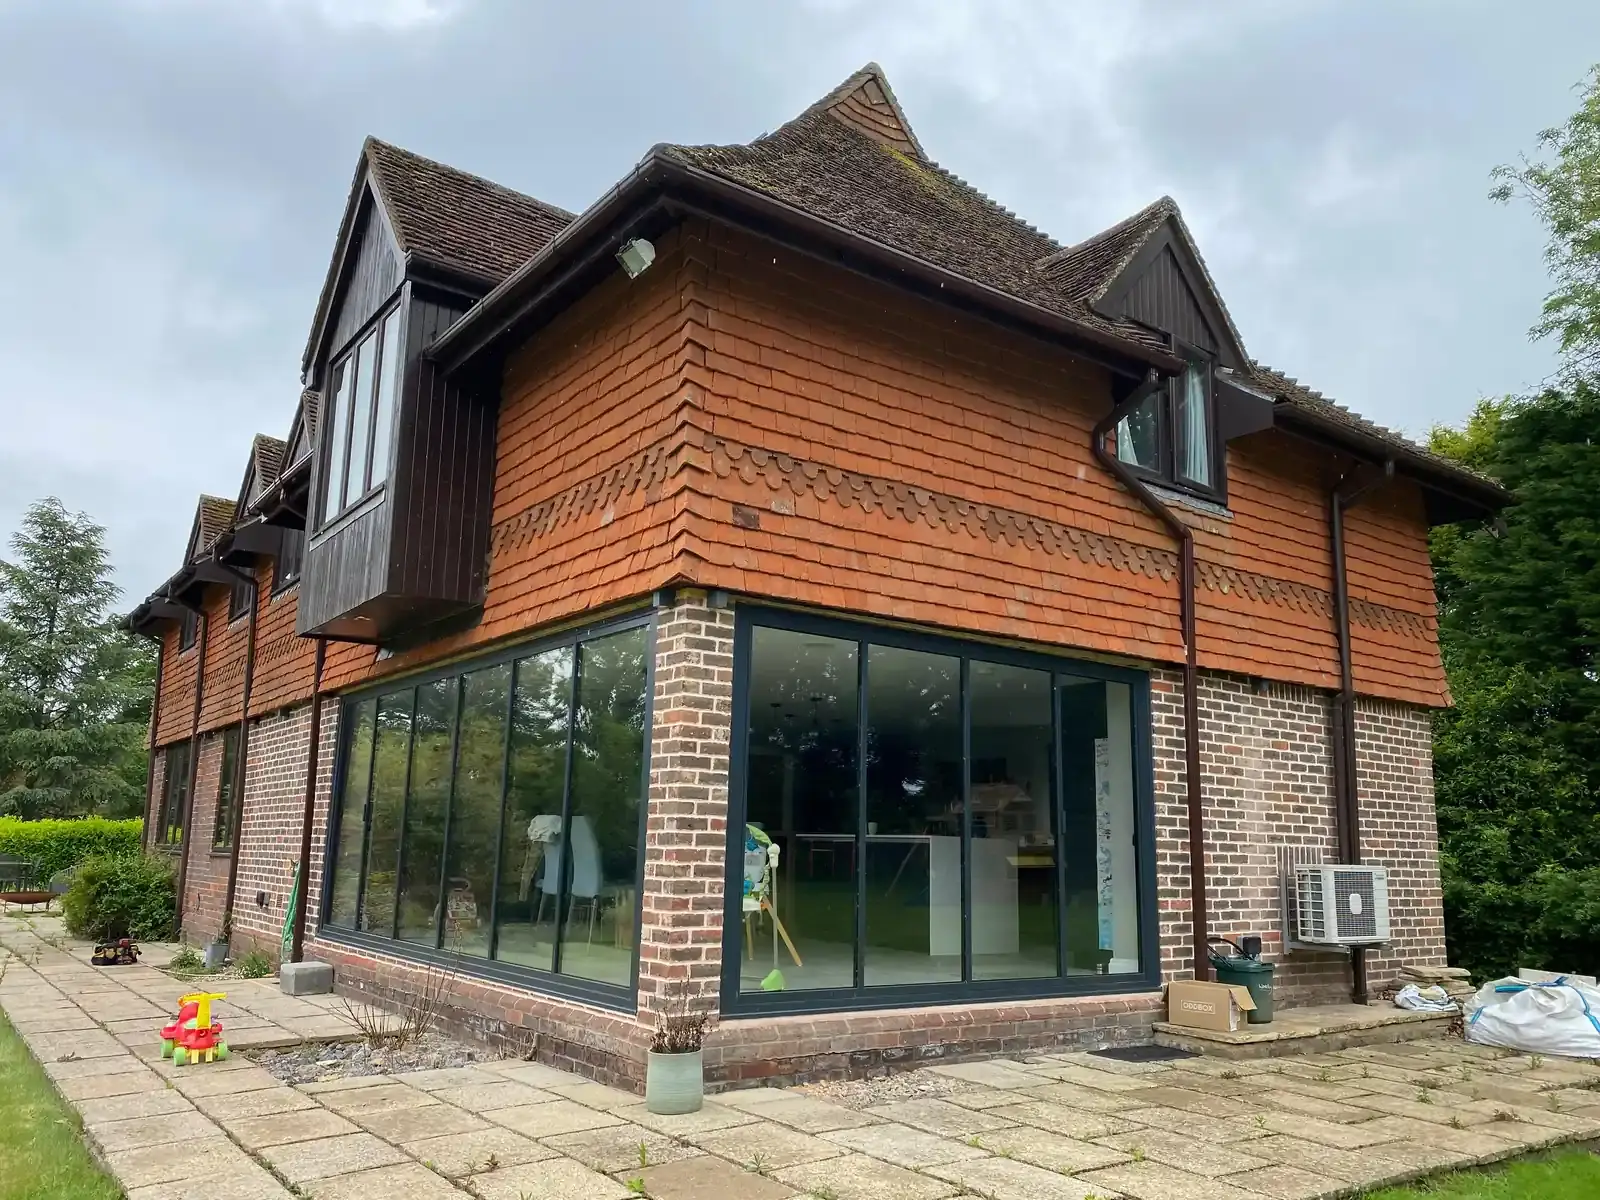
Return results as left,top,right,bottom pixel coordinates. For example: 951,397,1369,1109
0,817,144,881
61,854,175,942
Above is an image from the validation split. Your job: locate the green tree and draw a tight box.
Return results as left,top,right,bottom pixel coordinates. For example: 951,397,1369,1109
1492,65,1600,379
1429,388,1600,977
0,498,153,819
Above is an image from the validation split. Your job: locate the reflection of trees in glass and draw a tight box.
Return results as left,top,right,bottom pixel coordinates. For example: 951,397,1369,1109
570,628,647,884
327,699,374,927
443,663,509,956
866,646,960,834
748,628,858,834
398,678,457,944
494,647,573,968
359,691,413,934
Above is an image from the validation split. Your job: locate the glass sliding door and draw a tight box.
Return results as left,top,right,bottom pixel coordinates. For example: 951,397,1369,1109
742,627,859,993
970,661,1057,980
730,609,1152,1013
319,614,652,1005
863,645,961,987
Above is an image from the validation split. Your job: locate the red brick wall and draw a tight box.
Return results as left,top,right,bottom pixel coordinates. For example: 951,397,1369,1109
1151,668,1444,1001
179,729,231,944
230,702,338,961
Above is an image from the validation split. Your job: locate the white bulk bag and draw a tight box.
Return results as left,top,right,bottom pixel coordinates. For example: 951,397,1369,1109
1464,975,1600,1059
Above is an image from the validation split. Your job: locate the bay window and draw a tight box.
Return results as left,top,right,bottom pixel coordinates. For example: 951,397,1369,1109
320,304,405,527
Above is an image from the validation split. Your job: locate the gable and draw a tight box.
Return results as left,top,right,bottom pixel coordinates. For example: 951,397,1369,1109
326,190,403,366
1091,218,1247,370
814,64,924,158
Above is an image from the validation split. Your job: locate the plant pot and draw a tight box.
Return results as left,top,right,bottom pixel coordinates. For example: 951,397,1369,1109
645,1048,704,1115
204,941,229,970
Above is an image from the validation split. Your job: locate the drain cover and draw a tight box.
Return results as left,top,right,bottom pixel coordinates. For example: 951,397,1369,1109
1088,1045,1197,1063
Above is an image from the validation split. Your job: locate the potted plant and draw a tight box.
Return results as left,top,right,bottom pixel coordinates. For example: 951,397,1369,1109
204,916,231,970
645,986,709,1115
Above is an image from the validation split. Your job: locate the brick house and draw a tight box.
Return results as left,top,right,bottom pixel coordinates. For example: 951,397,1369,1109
126,65,1504,1086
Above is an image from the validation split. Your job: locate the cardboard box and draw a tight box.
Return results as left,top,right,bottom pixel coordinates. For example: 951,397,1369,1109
1167,980,1256,1031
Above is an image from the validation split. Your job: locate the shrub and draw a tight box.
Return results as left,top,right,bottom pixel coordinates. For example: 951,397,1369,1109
237,950,273,979
0,817,143,880
1444,864,1600,981
168,944,203,972
61,853,176,942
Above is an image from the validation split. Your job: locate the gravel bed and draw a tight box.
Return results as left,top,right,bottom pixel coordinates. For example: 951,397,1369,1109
253,1031,502,1084
794,1068,983,1109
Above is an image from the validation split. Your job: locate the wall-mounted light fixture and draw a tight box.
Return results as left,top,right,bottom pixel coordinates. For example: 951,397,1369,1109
616,238,656,279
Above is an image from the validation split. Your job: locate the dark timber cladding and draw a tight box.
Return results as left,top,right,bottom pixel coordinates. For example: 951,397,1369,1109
1119,246,1216,355
388,289,488,606
327,195,402,363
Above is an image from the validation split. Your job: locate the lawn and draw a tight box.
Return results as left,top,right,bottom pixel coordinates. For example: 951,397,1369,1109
1364,1149,1600,1198
0,1011,122,1200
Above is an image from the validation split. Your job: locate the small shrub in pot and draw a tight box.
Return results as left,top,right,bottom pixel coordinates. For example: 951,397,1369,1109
645,985,709,1115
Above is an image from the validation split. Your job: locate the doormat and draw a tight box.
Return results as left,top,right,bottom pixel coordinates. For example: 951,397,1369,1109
1088,1044,1197,1063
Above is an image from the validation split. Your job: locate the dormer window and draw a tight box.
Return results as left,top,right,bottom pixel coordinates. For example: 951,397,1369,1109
1116,349,1220,498
320,304,405,527
229,578,254,621
179,608,198,651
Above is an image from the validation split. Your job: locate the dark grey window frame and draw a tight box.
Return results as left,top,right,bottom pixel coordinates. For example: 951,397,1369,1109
1116,342,1225,503
317,608,656,1012
178,609,198,652
211,725,243,853
154,741,190,849
720,605,1161,1018
228,580,253,622
272,529,304,596
316,299,406,532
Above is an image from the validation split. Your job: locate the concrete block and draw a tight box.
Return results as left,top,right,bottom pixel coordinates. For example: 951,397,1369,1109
279,960,333,996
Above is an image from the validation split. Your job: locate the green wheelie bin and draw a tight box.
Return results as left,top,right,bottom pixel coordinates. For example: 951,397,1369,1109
1209,939,1274,1024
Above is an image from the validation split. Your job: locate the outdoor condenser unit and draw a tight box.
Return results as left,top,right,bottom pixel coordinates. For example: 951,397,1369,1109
1293,864,1390,946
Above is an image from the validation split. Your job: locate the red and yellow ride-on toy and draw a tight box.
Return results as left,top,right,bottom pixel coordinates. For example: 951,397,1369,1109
159,999,200,1058
168,992,230,1065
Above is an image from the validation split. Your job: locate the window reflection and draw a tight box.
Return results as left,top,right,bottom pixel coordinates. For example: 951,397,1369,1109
326,699,375,928
442,664,510,958
358,692,413,936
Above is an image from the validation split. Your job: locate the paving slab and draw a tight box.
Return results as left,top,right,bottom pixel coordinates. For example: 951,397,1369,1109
429,1080,554,1109
392,1065,505,1090
1214,1163,1342,1199
87,1111,227,1154
774,1151,959,1200
1254,1088,1376,1123
864,1097,1018,1138
1351,1115,1526,1161
1024,1063,1159,1091
124,1160,295,1199
229,1106,362,1149
1080,1159,1264,1200
1113,1105,1271,1144
1254,1109,1404,1148
77,1088,196,1123
615,1100,761,1137
1041,1051,1177,1077
545,1079,643,1110
402,1127,559,1177
540,1120,700,1172
689,1119,845,1169
986,1100,1138,1140
194,1085,321,1120
1015,1081,1150,1112
925,1060,1046,1089
821,1121,991,1168
484,1097,626,1138
317,1081,441,1116
169,1063,284,1098
356,1101,491,1142
58,1068,170,1101
260,1131,408,1183
105,1140,263,1189
302,1161,467,1199
1239,1134,1430,1187
1094,1127,1273,1177
927,1155,1109,1199
468,1155,633,1199
743,1092,886,1133
971,1125,1133,1173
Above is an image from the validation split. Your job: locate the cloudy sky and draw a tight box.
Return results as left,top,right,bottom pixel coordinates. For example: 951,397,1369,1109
1,0,1594,608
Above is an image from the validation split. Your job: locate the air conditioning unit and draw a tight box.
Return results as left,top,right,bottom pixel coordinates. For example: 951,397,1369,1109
1294,864,1390,946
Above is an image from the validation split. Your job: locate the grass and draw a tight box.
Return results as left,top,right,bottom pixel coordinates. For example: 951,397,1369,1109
0,1012,122,1200
1363,1149,1600,1198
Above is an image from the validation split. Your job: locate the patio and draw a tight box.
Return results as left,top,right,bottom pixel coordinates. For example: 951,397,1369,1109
5,909,1600,1200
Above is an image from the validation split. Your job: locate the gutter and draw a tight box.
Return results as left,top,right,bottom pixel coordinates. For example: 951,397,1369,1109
289,637,327,963
1090,370,1210,982
1329,459,1393,1006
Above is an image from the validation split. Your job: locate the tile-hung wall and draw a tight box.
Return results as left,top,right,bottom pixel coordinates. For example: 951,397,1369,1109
319,612,653,1007
722,608,1161,1016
